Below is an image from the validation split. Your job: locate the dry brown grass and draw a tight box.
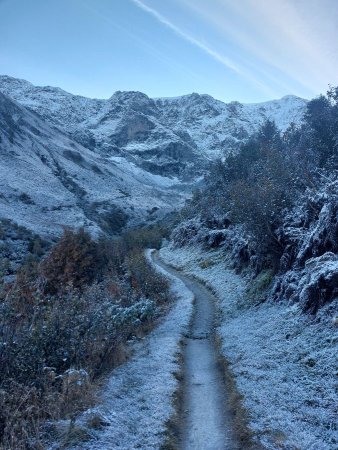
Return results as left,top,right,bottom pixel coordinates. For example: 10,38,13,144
160,345,185,450
0,372,98,450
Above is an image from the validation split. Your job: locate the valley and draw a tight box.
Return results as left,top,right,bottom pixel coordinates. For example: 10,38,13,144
0,76,337,450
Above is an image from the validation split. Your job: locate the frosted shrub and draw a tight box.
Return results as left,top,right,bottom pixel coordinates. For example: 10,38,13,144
171,217,210,247
272,177,338,312
0,225,171,447
113,298,156,326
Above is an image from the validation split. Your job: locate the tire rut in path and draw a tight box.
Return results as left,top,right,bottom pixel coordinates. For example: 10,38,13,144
153,253,241,450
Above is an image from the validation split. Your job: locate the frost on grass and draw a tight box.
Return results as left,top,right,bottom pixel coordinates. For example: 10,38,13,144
54,250,193,450
160,245,338,450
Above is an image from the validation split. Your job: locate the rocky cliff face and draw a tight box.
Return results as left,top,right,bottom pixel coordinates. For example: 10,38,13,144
0,91,186,236
0,75,308,236
272,179,338,314
0,75,307,179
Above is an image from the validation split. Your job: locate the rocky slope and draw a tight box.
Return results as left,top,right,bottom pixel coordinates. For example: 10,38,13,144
0,75,308,236
0,91,185,236
0,75,307,178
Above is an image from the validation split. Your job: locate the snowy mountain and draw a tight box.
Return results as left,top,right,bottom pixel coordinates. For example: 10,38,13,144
0,91,186,236
0,75,308,235
0,75,307,179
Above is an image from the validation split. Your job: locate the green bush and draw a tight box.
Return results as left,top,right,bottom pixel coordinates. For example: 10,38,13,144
246,269,274,302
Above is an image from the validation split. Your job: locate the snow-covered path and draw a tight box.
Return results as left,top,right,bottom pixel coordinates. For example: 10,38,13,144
153,252,241,450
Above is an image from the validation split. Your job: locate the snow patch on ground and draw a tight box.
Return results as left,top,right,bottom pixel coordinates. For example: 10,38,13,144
0,92,187,236
109,157,180,188
59,250,193,450
159,245,338,450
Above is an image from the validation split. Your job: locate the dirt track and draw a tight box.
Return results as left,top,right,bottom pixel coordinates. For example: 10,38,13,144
153,252,240,450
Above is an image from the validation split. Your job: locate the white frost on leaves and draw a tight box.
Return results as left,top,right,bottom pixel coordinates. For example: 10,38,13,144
62,250,193,450
159,245,338,450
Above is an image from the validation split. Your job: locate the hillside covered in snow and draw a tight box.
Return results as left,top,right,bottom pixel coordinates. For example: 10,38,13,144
0,75,307,236
0,90,186,236
0,75,307,179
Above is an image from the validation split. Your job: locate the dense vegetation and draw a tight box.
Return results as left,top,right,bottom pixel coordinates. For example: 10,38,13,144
172,87,338,313
0,224,169,449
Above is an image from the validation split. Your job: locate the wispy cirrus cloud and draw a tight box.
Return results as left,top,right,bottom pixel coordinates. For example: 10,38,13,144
182,0,338,95
131,0,338,97
81,0,204,84
130,0,281,97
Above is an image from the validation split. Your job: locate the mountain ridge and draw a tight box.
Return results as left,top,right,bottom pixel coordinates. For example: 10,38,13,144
0,90,186,236
0,75,308,178
0,74,305,104
0,75,308,236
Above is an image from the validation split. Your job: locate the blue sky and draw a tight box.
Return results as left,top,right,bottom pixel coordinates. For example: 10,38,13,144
1,0,337,102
